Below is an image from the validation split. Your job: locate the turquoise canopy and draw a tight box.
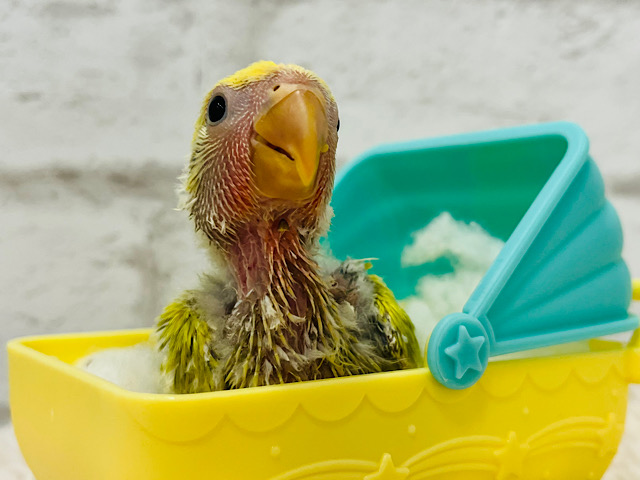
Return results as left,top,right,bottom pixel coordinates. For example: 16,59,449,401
328,122,637,389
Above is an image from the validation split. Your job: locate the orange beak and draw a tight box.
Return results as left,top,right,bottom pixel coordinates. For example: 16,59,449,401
251,84,328,201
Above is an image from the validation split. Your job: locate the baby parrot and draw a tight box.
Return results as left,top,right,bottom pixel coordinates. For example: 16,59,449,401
156,61,421,393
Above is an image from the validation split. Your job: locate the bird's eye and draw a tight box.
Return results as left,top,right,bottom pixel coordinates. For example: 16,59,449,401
207,95,227,124
336,118,340,132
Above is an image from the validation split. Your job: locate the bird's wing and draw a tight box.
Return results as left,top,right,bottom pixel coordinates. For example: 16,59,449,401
156,294,219,393
327,260,422,369
368,274,423,369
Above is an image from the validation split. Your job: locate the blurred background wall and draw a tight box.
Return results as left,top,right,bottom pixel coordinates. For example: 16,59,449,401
1,0,639,444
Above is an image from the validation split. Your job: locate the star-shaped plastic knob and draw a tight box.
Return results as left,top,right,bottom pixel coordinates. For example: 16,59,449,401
444,325,486,379
427,313,490,389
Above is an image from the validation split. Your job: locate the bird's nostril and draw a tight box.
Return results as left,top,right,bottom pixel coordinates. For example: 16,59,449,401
273,85,280,91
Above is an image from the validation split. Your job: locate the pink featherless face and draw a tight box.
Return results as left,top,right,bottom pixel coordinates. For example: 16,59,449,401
184,62,340,247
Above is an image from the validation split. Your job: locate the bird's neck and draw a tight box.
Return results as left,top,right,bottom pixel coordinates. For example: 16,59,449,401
228,219,325,318
221,217,378,388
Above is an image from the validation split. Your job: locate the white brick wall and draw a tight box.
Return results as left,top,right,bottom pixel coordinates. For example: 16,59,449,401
1,0,639,449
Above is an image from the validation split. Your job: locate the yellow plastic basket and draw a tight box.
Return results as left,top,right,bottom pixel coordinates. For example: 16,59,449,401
7,328,640,480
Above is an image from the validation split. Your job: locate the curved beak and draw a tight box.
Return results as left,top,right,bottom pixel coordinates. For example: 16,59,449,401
251,84,328,201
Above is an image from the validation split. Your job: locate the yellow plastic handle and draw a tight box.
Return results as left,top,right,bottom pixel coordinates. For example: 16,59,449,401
626,280,640,383
626,330,640,384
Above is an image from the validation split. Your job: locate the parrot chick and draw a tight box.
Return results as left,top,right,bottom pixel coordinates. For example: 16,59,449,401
156,61,421,393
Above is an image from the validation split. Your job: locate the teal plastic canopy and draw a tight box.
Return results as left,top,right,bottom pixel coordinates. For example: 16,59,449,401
327,122,637,389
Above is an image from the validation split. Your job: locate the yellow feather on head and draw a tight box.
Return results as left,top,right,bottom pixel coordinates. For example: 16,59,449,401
191,61,334,145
